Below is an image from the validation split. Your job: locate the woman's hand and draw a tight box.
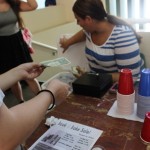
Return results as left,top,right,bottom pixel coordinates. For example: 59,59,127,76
14,62,44,80
0,62,44,91
46,79,70,105
72,66,86,78
59,36,70,53
59,30,86,53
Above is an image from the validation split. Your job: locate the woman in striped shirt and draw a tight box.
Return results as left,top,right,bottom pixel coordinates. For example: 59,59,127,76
60,0,144,82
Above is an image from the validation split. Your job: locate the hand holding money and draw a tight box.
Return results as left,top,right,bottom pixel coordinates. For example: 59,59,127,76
72,66,86,78
40,57,70,67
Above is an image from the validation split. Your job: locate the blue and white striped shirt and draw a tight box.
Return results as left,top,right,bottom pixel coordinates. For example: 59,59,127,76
84,25,143,77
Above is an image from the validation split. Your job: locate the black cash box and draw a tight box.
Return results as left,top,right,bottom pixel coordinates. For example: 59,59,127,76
72,72,113,98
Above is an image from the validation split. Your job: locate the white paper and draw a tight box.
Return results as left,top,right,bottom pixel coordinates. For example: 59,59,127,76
29,119,103,150
107,101,144,122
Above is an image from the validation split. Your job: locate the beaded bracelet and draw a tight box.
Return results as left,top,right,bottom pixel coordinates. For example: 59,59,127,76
37,89,55,110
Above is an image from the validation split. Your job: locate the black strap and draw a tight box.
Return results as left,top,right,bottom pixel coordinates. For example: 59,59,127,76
37,90,55,110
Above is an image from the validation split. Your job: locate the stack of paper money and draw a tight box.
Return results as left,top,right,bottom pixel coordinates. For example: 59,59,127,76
40,57,70,67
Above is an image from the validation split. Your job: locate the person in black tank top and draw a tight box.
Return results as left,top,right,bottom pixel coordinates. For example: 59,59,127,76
0,0,41,104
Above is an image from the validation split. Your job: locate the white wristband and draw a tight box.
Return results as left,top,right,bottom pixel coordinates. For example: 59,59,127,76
0,89,5,107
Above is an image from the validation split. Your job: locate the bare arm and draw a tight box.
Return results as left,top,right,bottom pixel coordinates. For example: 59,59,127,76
19,0,38,11
0,63,69,149
0,79,69,150
0,63,43,91
60,30,86,53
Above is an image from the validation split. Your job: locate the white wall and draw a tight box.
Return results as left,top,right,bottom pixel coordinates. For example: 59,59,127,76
57,0,75,22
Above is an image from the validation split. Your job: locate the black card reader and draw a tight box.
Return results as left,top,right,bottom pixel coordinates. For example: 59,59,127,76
72,72,113,98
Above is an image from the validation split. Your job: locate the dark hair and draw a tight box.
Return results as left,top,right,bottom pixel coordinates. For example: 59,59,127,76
7,0,24,28
73,0,141,43
73,0,107,20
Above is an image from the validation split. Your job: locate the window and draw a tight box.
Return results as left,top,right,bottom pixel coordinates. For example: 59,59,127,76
22,0,45,9
104,0,150,31
36,0,45,9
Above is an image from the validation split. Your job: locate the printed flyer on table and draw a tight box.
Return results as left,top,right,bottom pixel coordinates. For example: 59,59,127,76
29,119,103,150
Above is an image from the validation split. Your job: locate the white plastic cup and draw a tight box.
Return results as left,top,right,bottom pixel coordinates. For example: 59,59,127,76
117,91,135,115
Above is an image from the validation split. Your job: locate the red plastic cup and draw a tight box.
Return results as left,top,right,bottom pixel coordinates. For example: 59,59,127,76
140,112,150,144
118,69,134,95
